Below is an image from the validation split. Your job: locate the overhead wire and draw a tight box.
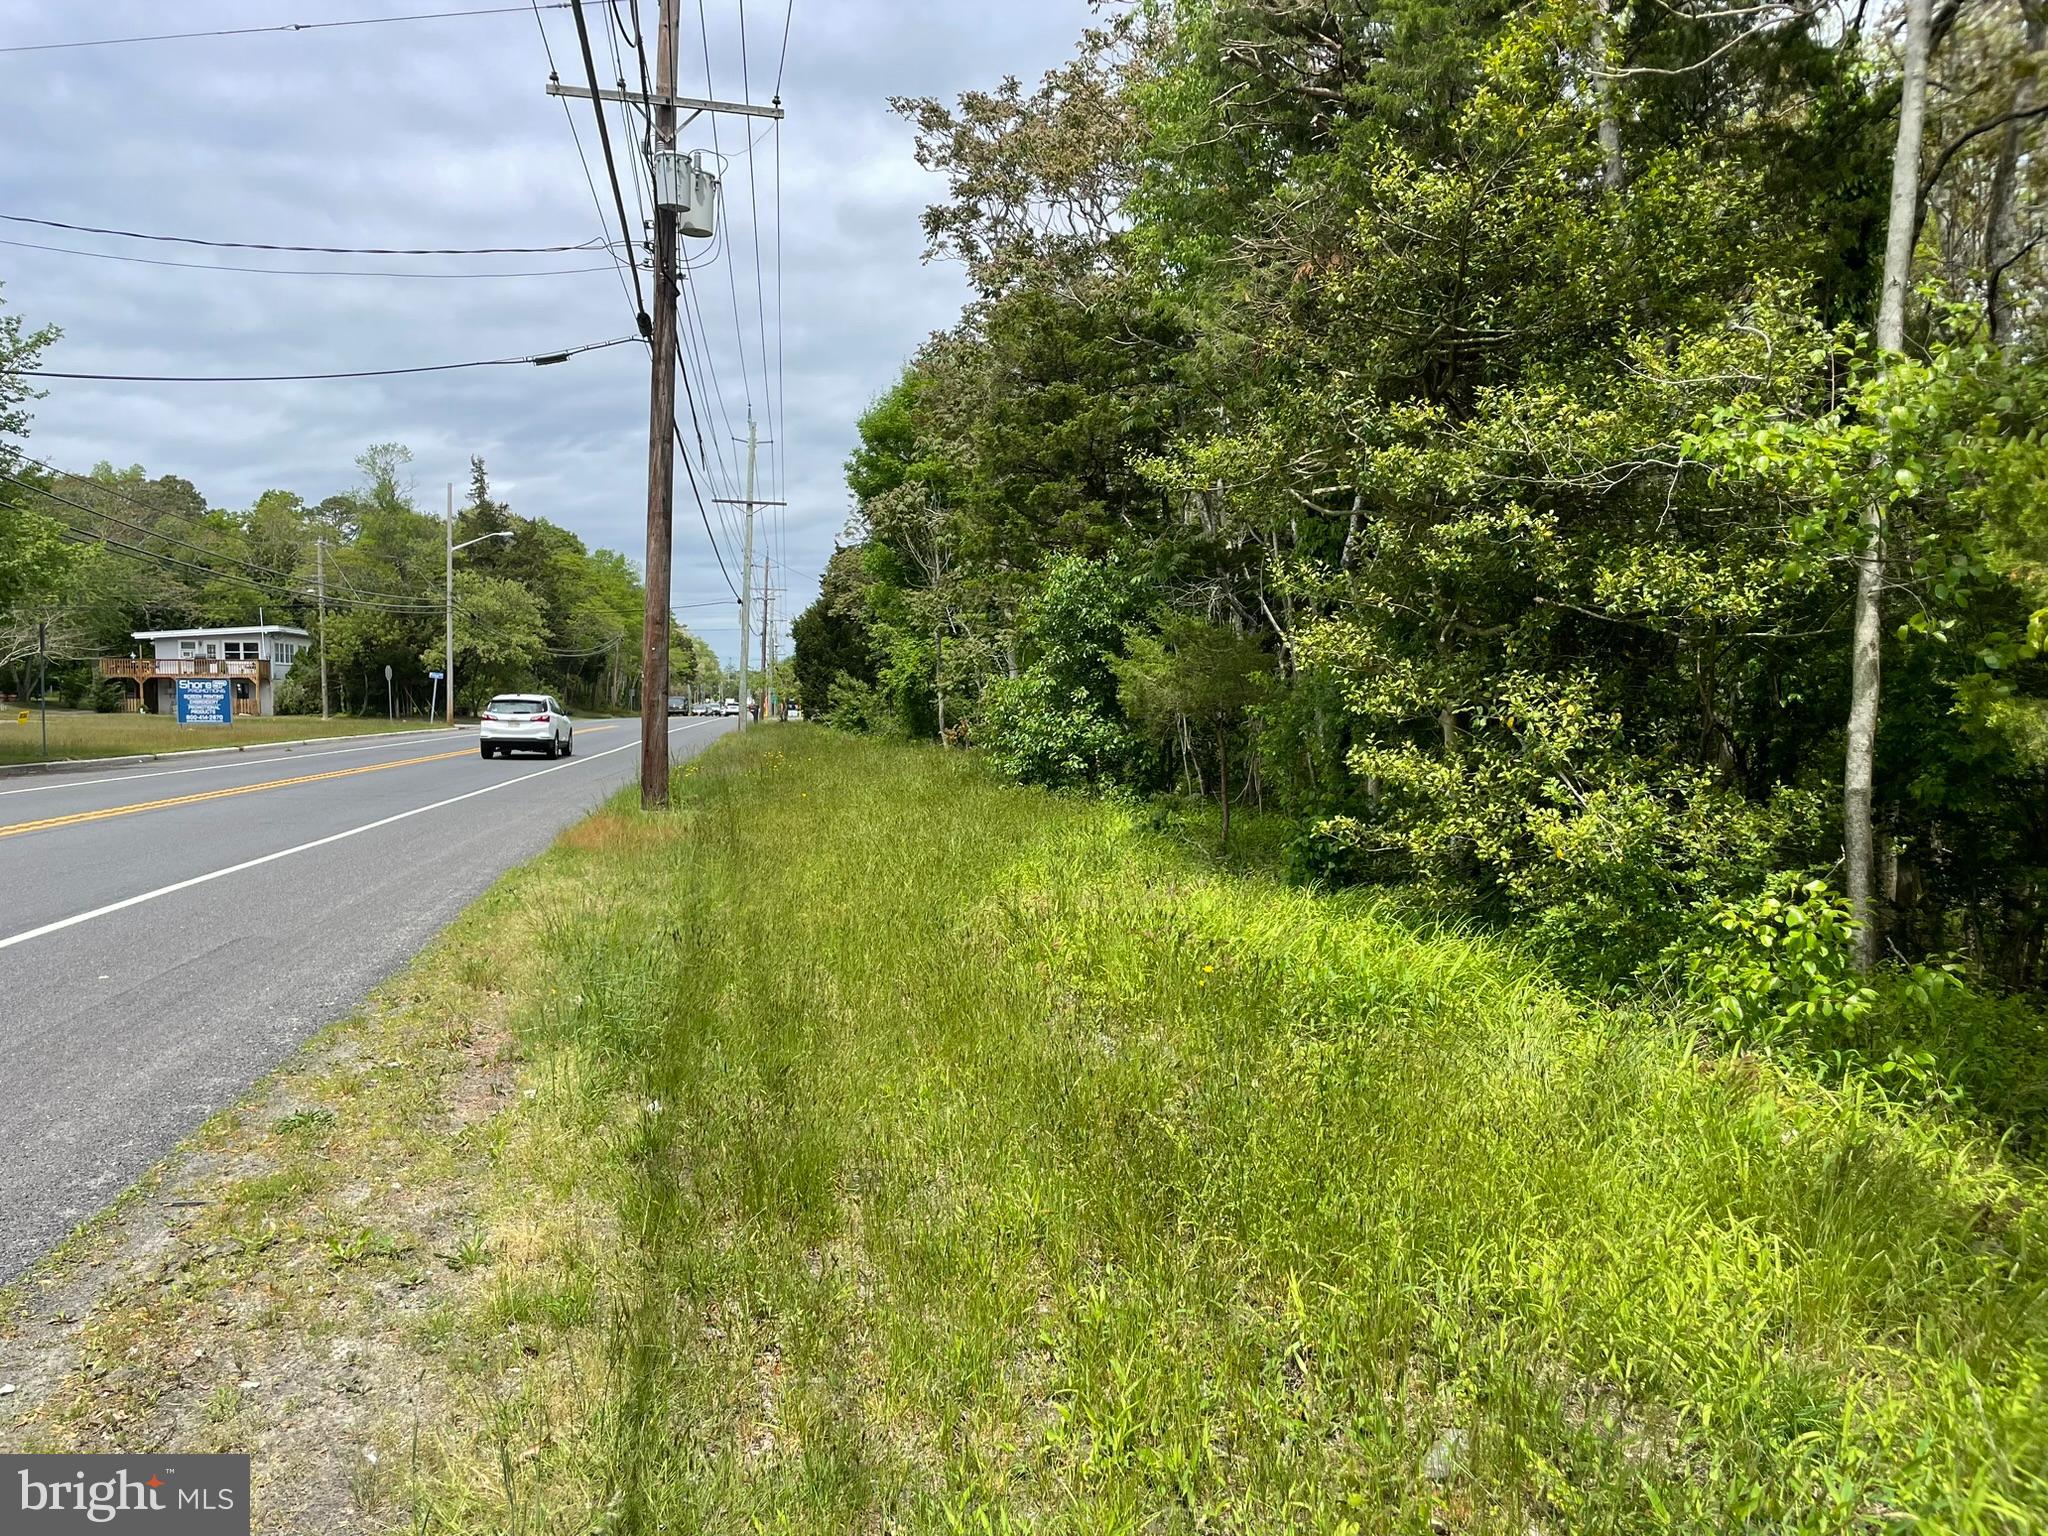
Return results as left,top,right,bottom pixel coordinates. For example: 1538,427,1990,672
528,0,645,324
772,0,792,96
0,235,620,280
0,3,575,54
697,0,758,431
737,0,786,655
600,1,653,260
22,334,640,383
564,0,650,328
674,419,739,598
0,212,606,256
600,0,742,607
738,0,774,438
772,113,790,636
2,472,447,612
744,0,791,652
6,452,444,605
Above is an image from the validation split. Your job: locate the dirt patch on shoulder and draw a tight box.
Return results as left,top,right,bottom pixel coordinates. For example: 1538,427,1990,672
0,932,529,1534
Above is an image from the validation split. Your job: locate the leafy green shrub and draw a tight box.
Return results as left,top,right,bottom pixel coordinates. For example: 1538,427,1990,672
1864,985,2048,1145
1659,874,2048,1140
1667,873,1879,1048
61,672,125,713
975,556,1152,790
979,670,1142,788
273,661,319,716
1304,666,1811,981
814,676,899,738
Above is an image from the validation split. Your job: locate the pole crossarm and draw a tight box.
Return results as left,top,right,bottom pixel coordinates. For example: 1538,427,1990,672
545,80,784,120
710,498,786,506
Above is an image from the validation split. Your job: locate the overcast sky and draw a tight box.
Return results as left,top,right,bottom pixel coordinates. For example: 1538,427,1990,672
0,0,1084,665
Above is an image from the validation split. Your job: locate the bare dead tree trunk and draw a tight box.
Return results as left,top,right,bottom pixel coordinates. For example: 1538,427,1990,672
1593,0,1626,190
1986,3,2044,344
1848,0,1934,971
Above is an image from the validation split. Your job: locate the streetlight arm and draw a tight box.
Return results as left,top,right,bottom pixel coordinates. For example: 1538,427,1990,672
445,526,513,728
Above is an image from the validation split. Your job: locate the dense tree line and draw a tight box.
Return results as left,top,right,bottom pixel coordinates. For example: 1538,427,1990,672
798,0,2048,1029
0,353,718,717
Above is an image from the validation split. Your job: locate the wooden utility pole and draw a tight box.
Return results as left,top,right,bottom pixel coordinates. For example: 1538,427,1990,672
544,11,782,774
315,536,330,720
738,412,756,729
444,483,456,727
638,0,683,809
768,570,781,720
715,412,783,730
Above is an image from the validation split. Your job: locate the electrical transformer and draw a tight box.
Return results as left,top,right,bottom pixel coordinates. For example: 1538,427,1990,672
653,150,720,240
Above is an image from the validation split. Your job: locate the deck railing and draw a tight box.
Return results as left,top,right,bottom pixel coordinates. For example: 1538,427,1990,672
99,656,269,681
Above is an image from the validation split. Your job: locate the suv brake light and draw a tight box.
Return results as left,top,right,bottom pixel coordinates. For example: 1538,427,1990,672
532,713,550,723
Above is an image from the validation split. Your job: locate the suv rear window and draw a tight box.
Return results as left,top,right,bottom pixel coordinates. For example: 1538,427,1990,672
489,698,546,715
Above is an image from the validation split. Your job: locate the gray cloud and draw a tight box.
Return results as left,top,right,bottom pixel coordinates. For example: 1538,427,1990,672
0,0,1085,663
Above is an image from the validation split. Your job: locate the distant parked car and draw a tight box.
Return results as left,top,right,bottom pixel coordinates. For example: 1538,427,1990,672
667,695,687,715
480,694,574,758
787,706,803,721
721,698,741,717
695,700,719,716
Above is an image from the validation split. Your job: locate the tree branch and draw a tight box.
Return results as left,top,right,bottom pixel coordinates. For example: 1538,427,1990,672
1920,102,2048,202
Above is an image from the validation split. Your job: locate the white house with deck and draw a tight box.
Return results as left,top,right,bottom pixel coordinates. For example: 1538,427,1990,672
98,624,312,717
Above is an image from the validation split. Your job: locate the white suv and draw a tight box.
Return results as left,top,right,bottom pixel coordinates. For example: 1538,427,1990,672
480,694,574,759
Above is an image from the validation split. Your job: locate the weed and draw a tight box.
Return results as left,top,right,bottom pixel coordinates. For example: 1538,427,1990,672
445,1231,491,1274
447,729,2048,1532
203,1382,243,1425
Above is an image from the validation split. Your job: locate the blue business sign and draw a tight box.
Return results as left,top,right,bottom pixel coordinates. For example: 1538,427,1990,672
175,678,234,725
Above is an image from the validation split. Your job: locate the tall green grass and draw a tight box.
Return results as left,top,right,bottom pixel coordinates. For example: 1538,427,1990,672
465,728,2046,1533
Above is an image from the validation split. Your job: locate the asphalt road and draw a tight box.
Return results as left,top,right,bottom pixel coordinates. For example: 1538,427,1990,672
0,716,731,1281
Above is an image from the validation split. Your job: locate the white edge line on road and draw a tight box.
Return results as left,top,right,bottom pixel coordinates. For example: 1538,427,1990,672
0,722,715,953
0,730,471,799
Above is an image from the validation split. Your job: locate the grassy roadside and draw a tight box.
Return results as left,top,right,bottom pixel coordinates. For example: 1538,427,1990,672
6,727,2043,1532
0,710,432,765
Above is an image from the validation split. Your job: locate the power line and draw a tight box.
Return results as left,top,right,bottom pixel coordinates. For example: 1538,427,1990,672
23,334,639,384
7,453,287,569
698,0,757,424
528,2,643,325
564,0,649,327
0,3,575,54
0,212,606,256
7,452,442,606
2,471,396,606
773,116,789,614
13,479,298,586
0,235,617,280
673,420,739,598
738,0,790,643
601,3,653,258
739,0,775,436
772,0,793,95
680,270,744,497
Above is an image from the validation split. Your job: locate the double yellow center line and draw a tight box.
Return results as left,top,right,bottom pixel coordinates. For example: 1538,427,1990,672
0,726,617,842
